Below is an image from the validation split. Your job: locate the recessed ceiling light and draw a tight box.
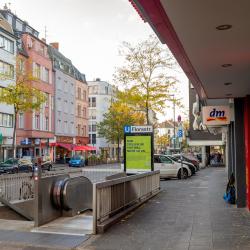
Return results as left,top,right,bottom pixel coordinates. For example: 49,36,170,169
216,24,232,30
226,93,232,97
222,64,232,67
224,82,232,86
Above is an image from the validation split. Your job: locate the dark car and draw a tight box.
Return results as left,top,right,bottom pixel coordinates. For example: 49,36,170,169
168,155,197,175
173,154,200,171
69,155,85,167
0,158,33,174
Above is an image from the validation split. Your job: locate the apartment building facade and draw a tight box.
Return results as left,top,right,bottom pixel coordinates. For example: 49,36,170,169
88,79,119,158
74,67,88,146
0,14,17,161
15,33,54,158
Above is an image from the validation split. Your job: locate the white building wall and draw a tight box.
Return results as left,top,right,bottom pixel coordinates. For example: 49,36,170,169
88,80,116,156
54,70,76,137
0,29,17,153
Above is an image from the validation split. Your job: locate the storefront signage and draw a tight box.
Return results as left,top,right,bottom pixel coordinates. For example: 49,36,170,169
124,125,153,134
202,106,230,126
124,125,154,173
21,138,31,145
34,139,41,145
56,136,73,144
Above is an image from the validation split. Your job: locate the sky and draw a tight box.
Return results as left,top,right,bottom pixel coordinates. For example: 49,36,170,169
6,0,189,121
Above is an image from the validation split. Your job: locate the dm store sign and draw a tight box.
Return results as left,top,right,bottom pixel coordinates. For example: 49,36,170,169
202,106,230,126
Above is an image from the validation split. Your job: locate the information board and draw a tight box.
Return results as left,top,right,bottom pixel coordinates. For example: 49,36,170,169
125,135,152,171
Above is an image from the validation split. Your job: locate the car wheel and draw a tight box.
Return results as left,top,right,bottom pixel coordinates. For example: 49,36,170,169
12,168,18,174
190,167,196,175
178,168,188,179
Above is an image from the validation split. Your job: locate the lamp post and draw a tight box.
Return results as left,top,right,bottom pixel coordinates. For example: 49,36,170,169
169,95,176,152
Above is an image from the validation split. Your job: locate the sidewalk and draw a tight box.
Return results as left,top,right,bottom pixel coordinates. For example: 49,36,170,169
1,168,250,249
79,168,250,250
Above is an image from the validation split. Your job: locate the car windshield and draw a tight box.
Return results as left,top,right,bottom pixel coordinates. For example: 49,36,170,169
0,159,17,166
170,156,179,162
71,156,81,160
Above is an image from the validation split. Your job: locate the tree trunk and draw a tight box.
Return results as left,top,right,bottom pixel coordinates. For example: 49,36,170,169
117,137,120,163
12,109,17,159
146,101,149,125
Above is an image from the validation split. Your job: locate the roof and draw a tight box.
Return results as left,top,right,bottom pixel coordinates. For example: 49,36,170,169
158,120,177,128
48,46,86,82
48,45,75,77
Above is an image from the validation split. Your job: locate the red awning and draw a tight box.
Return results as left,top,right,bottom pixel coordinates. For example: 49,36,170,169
73,145,96,151
56,143,73,151
86,145,96,151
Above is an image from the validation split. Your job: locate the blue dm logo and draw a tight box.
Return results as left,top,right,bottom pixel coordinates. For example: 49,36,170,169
124,125,131,133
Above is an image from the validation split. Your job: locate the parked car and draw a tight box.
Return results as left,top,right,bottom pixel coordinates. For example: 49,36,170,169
167,155,197,175
173,154,200,171
40,160,53,171
0,158,33,174
154,154,191,179
69,155,85,167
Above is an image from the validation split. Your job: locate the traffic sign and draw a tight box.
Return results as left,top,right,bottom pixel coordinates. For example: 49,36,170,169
177,129,183,138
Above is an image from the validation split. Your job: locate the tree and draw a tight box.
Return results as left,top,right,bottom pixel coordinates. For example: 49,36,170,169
114,35,180,124
97,101,144,162
156,134,170,152
0,71,46,158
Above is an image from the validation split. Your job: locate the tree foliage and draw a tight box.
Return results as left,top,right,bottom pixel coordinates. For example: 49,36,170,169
97,101,144,161
0,62,46,157
156,134,170,148
114,35,180,124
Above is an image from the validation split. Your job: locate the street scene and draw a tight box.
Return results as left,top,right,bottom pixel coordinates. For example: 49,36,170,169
0,0,249,250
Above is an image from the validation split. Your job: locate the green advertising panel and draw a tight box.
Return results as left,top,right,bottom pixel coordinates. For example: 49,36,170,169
126,135,151,170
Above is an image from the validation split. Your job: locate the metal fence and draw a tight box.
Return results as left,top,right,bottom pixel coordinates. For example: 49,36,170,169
0,173,34,201
93,170,160,234
0,168,122,202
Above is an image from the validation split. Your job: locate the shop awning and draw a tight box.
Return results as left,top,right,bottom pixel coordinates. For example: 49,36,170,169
56,143,73,151
73,145,96,151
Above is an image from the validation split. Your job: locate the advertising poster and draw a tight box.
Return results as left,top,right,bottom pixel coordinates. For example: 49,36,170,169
125,135,152,170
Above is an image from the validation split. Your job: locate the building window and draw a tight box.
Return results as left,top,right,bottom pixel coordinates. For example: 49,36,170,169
89,125,91,132
0,61,14,78
57,119,61,132
83,107,86,118
45,117,49,131
92,124,96,132
92,134,96,144
19,113,24,129
64,100,68,113
105,86,108,94
83,90,86,101
77,124,81,136
33,63,41,79
18,58,25,73
0,35,14,54
35,115,40,130
92,97,96,107
89,109,96,120
45,93,49,107
77,87,81,99
43,68,49,83
77,104,81,117
0,113,13,127
83,125,86,136
64,121,68,133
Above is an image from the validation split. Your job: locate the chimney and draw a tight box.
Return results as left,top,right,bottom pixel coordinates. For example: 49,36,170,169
50,42,59,50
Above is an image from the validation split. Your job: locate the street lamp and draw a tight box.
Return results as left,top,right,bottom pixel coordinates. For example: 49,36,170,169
169,94,176,152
